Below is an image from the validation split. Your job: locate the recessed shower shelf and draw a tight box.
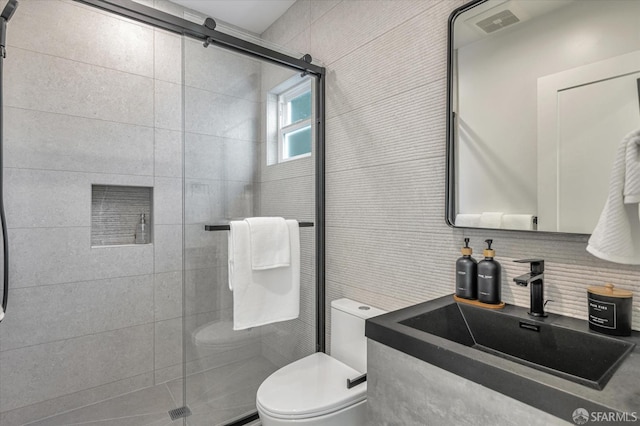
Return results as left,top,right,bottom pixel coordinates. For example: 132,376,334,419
91,185,153,246
204,222,314,231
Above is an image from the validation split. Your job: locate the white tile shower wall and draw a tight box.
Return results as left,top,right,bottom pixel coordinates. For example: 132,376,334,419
0,0,182,422
262,0,640,355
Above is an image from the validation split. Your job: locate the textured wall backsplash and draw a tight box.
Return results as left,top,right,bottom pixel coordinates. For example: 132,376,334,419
261,0,640,339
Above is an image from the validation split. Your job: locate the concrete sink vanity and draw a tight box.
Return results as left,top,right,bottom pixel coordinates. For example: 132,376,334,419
365,295,640,425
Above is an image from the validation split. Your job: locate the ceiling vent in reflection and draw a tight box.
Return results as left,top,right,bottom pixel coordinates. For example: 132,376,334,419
475,9,520,33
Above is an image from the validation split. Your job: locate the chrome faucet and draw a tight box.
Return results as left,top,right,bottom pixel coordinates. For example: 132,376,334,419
513,259,547,317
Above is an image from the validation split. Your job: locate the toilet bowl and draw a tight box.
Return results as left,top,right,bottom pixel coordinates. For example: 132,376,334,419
256,299,386,425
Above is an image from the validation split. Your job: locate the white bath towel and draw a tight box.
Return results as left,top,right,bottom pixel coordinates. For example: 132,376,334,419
455,214,481,227
502,214,535,231
245,217,290,270
479,212,504,229
587,129,640,264
228,220,300,330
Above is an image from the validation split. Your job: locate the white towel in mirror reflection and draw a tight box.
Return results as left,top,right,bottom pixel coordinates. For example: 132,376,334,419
456,213,535,230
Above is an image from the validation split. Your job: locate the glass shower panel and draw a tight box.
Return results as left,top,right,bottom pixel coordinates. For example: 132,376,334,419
182,38,317,425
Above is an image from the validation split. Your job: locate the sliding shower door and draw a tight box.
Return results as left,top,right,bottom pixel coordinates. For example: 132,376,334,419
181,33,318,425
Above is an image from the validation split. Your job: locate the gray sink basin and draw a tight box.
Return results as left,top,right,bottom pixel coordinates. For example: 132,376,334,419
399,302,635,390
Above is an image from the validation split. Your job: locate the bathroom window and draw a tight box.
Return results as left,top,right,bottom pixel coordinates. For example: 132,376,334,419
267,76,313,165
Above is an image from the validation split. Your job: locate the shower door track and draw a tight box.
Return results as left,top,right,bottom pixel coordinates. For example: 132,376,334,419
73,0,325,77
71,1,327,424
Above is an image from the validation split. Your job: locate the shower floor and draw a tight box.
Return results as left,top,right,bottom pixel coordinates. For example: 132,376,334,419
17,356,275,426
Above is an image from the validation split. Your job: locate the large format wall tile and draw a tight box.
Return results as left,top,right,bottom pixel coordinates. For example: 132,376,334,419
0,275,154,351
9,227,154,288
154,177,183,225
5,48,154,126
155,80,183,131
155,128,183,178
6,168,92,228
185,86,260,140
184,39,261,101
0,324,154,412
8,0,154,77
154,29,182,84
185,266,229,316
5,108,154,175
154,224,183,273
155,271,183,321
184,224,227,270
154,317,182,370
185,132,257,182
184,178,225,224
5,170,154,229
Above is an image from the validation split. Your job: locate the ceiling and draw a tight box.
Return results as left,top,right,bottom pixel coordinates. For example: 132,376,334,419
170,0,296,34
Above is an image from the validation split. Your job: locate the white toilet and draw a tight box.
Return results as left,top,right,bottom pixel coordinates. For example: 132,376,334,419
256,298,386,425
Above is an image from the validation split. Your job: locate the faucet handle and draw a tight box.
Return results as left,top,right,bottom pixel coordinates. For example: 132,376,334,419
513,259,544,273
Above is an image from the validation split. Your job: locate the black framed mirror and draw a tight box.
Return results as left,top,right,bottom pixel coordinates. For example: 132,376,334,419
446,0,640,234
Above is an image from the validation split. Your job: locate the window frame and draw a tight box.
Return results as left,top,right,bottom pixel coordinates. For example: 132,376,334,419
277,80,313,163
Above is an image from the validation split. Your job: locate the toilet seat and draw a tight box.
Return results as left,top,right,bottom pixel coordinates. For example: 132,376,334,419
256,352,366,420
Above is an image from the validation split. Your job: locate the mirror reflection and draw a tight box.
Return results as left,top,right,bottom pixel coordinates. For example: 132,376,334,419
448,0,640,233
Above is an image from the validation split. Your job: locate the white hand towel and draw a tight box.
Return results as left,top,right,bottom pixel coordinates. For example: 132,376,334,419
228,220,300,330
455,214,481,227
587,129,640,264
479,212,504,229
245,217,290,270
502,214,535,230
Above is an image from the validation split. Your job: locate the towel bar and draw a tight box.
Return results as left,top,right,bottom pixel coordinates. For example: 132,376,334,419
204,221,314,231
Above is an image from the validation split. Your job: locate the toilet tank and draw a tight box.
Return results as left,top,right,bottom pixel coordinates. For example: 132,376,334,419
330,298,386,373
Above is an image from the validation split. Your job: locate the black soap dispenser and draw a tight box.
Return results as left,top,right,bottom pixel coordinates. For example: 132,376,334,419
477,239,501,304
455,238,478,299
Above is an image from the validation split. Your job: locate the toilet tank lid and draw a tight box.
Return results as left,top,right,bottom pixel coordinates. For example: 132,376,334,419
331,298,387,319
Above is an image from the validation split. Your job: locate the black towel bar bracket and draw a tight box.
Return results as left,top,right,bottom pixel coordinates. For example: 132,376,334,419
204,221,314,231
346,373,367,389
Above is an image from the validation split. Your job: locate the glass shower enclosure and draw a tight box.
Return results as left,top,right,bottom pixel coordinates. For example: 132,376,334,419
0,0,324,425
180,25,321,426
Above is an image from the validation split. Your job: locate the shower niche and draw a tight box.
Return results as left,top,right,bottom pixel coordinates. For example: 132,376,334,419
91,184,153,246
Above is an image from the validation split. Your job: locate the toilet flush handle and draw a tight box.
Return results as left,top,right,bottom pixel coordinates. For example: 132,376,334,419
346,373,367,389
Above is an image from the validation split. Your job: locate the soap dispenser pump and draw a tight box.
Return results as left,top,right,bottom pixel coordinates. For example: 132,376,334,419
455,238,478,299
477,239,501,304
